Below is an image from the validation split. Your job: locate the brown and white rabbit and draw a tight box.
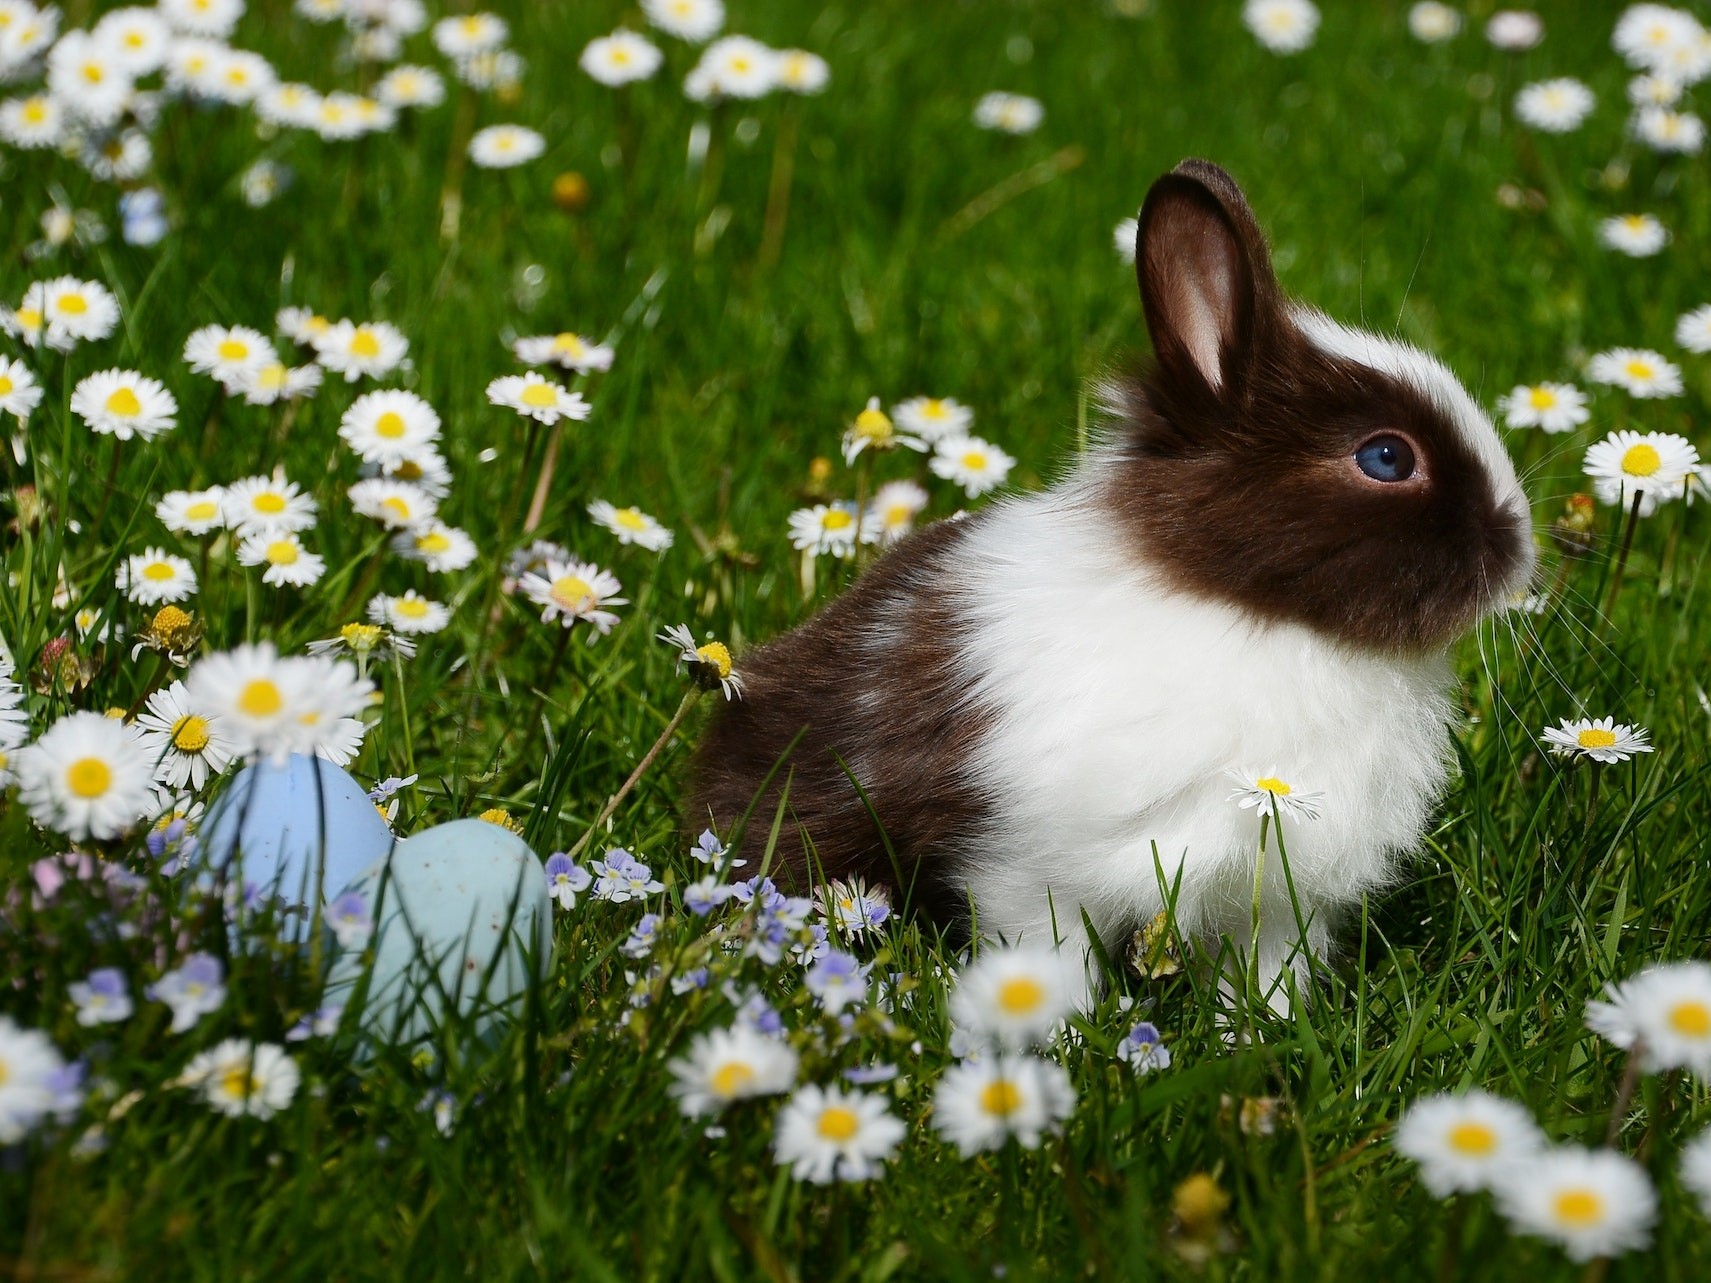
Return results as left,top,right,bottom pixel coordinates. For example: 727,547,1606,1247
690,159,1535,1007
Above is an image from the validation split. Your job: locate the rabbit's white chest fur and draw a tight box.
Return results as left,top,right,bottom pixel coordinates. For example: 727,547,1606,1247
944,464,1457,975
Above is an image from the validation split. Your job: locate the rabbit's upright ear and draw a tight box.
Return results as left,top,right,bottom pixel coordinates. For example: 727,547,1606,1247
1136,159,1282,403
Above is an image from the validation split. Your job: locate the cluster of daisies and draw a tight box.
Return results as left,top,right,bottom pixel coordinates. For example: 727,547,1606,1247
1395,959,1711,1262
578,0,829,102
787,397,1016,562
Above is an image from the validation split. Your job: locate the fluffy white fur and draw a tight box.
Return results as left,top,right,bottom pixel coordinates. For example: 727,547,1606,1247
938,323,1530,1009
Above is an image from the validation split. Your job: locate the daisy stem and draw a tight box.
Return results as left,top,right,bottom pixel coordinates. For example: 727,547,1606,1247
521,421,562,535
1598,490,1644,626
1434,1195,1469,1283
1602,1045,1643,1147
565,689,701,862
439,88,478,242
758,104,800,269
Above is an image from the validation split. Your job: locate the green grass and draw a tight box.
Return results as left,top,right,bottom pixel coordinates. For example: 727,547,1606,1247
5,0,1711,1279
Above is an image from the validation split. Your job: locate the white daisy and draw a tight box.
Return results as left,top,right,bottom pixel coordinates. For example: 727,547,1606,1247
520,559,626,635
776,49,829,95
181,1039,300,1120
1500,382,1589,433
1243,0,1320,53
950,944,1082,1050
392,523,477,574
1586,347,1683,398
864,479,930,546
687,35,779,100
973,91,1043,134
158,0,244,39
588,500,673,551
642,0,723,43
658,623,743,699
1598,213,1669,256
450,48,523,93
1227,769,1326,822
1486,10,1544,51
841,396,926,463
431,11,507,58
164,37,227,98
1392,1089,1546,1196
339,388,441,467
1515,78,1595,132
206,48,276,105
134,680,235,791
374,63,445,109
312,318,408,382
23,277,120,350
185,643,364,761
94,7,172,75
1408,2,1462,42
1583,429,1697,513
1540,716,1654,764
0,355,42,423
930,435,1016,497
892,395,974,443
70,370,177,441
233,360,321,406
117,548,197,605
512,330,615,373
469,124,545,169
1492,1147,1656,1262
14,710,153,841
580,30,662,86
1633,105,1706,152
0,1016,66,1144
47,31,135,128
1586,959,1711,1075
238,531,326,588
348,478,437,531
1675,303,1711,353
772,1085,905,1184
1614,5,1701,73
1628,73,1683,106
0,95,67,149
668,1025,797,1117
276,305,332,346
933,1054,1075,1156
788,503,861,558
367,590,450,634
377,448,453,499
221,472,318,536
485,372,589,425
156,487,226,535
182,324,271,389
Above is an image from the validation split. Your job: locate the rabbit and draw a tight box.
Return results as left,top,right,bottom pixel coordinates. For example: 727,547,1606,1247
689,159,1536,1010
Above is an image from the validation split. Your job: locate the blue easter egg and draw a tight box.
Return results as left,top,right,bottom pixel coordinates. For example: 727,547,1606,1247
322,819,553,1047
200,755,394,912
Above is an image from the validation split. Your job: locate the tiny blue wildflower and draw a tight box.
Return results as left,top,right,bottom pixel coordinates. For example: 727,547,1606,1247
146,814,199,876
419,1089,456,1137
285,1005,344,1042
544,852,592,910
806,949,871,1013
592,848,664,903
691,827,745,869
1116,1021,1172,1073
683,874,731,916
147,953,226,1033
724,983,784,1036
46,1060,87,1121
843,1063,900,1085
623,912,663,958
119,187,168,246
324,891,372,949
69,968,133,1027
671,966,711,995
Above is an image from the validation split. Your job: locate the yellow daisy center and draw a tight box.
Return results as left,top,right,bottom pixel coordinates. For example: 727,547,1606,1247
996,976,1045,1015
460,15,483,34
141,561,176,582
1668,1000,1711,1037
1446,1122,1497,1155
217,339,249,361
171,715,211,753
253,492,287,514
610,47,631,65
16,307,42,329
613,507,648,531
822,509,853,532
219,1067,255,1101
885,504,912,528
185,500,218,522
239,679,284,717
82,62,104,84
695,641,733,679
1620,443,1662,476
56,293,88,315
374,411,407,438
1621,215,1649,232
553,333,586,356
22,100,46,124
1552,1189,1604,1229
340,623,383,651
853,407,893,441
979,1079,1022,1117
105,387,142,416
256,364,288,390
961,451,988,471
711,1061,754,1097
922,399,947,418
0,375,12,395
152,605,192,632
816,1107,860,1142
1527,387,1558,410
394,598,429,618
1577,728,1618,750
380,496,411,520
265,540,299,566
417,532,451,555
1256,777,1292,796
350,329,381,358
66,757,112,799
550,575,594,610
1624,360,1655,382
520,383,558,408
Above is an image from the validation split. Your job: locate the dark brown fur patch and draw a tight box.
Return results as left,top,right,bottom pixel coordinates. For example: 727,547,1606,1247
689,516,991,920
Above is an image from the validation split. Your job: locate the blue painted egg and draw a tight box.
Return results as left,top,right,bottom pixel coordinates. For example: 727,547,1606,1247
322,819,553,1046
199,755,394,916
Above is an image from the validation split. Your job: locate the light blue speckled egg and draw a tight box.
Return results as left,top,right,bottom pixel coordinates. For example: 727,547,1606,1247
322,818,553,1046
199,754,394,914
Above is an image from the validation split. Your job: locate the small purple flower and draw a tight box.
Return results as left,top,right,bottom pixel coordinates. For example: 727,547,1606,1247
724,984,783,1036
69,967,133,1027
690,827,745,868
146,816,199,875
418,1089,455,1137
591,848,663,903
146,953,226,1033
805,949,871,1013
544,853,592,910
622,913,663,959
324,891,373,950
285,1005,344,1042
843,1063,899,1085
45,1060,87,1121
670,966,710,995
1116,1021,1172,1073
683,874,731,917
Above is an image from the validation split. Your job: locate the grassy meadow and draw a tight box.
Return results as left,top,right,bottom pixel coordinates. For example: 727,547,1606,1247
4,0,1711,1279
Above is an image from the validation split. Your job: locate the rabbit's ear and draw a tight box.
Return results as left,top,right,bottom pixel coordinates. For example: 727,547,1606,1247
1136,160,1281,400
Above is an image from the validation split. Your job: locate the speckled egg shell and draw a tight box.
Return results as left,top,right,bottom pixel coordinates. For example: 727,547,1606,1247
322,819,553,1046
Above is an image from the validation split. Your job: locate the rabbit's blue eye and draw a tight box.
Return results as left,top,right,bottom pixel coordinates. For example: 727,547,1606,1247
1355,434,1417,483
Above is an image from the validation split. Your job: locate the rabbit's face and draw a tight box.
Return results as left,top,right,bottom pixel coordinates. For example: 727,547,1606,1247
1108,161,1535,654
